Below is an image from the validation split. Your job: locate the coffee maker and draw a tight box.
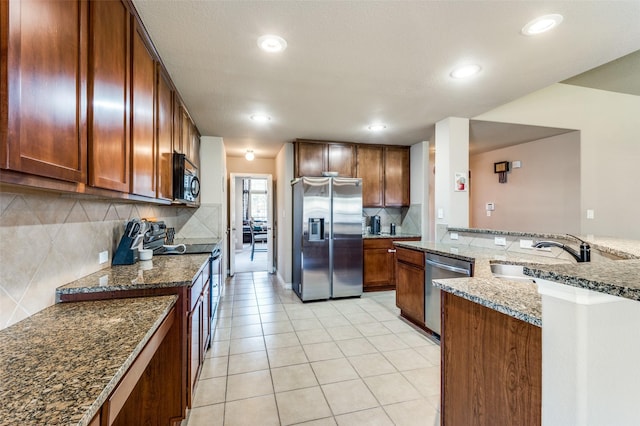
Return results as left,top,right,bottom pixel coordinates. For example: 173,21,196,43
370,215,381,235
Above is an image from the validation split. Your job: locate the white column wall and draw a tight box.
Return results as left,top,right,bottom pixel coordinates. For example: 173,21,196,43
434,117,469,239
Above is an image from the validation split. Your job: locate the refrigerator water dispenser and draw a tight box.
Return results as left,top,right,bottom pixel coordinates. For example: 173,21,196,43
308,218,325,241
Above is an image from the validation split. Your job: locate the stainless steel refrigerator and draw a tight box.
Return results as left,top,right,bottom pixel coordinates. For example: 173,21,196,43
292,177,363,301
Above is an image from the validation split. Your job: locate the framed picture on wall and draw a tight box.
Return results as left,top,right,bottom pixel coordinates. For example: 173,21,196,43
454,172,467,192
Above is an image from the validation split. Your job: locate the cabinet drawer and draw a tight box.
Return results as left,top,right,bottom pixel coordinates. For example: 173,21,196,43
364,238,392,250
190,271,204,311
396,247,424,268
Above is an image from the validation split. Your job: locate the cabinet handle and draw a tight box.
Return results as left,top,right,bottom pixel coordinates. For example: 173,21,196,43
388,249,397,253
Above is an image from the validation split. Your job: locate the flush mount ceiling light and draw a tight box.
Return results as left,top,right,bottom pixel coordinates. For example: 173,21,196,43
250,114,271,123
521,14,564,36
257,35,287,53
245,150,255,161
450,64,482,79
368,123,387,131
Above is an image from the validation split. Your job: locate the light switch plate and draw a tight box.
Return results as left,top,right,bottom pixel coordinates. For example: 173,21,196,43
494,236,507,246
437,208,444,219
586,209,595,219
450,232,459,240
99,251,108,264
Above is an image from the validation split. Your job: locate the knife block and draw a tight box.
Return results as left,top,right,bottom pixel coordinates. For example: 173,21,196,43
112,235,139,265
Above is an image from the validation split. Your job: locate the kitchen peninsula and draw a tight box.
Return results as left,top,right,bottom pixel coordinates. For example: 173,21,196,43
394,228,640,426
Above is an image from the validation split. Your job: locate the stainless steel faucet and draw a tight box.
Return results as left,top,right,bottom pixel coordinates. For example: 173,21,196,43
533,236,591,263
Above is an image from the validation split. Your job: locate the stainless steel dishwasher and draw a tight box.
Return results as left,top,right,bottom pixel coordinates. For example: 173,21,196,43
425,252,473,336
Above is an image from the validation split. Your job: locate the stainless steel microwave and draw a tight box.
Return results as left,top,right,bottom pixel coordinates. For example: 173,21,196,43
173,153,200,203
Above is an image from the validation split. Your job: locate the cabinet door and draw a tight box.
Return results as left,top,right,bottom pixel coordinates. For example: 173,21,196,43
363,239,393,290
396,260,425,325
172,98,183,154
130,23,156,197
89,0,130,192
188,296,202,406
384,147,410,206
181,108,191,159
328,144,355,177
356,146,383,207
201,281,211,355
4,0,88,182
156,66,173,201
295,141,326,177
189,125,200,168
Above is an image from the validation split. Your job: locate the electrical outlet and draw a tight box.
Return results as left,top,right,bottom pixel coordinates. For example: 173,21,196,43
99,251,108,264
487,211,492,217
520,239,533,249
437,208,444,219
450,232,459,240
494,236,507,246
450,247,459,254
99,275,109,286
586,209,595,219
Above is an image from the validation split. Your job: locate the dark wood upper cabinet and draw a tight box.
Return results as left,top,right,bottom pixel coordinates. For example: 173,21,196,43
88,0,130,192
295,141,326,177
384,147,410,207
356,145,383,207
327,143,355,177
156,65,173,201
3,0,88,182
294,140,355,178
130,22,156,197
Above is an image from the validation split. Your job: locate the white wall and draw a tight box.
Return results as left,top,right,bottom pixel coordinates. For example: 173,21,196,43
275,143,294,286
434,117,470,238
200,136,227,270
475,83,640,239
470,132,581,234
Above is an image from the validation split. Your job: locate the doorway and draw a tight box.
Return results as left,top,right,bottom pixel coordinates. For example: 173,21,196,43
229,173,274,275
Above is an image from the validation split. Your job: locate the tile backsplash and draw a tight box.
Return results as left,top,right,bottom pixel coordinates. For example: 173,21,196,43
363,204,422,235
0,188,221,330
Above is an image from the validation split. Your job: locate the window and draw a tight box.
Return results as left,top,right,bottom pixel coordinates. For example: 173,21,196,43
242,178,268,222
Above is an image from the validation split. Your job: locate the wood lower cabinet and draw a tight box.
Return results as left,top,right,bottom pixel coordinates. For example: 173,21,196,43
441,292,542,425
88,0,130,192
363,237,420,291
395,247,425,326
3,0,88,183
130,21,156,197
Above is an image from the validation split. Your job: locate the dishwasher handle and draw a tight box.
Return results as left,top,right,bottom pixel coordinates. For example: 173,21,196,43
425,258,472,276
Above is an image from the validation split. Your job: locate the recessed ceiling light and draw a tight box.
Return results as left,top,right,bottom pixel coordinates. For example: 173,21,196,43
521,14,563,36
450,64,482,79
250,114,271,123
368,123,387,131
245,150,255,161
257,35,287,52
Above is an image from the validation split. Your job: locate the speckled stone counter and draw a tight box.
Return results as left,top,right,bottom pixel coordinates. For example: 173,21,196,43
525,260,640,302
0,295,177,426
394,240,575,326
56,253,210,300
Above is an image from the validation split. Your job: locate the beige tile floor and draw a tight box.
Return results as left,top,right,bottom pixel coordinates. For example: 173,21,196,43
184,272,440,426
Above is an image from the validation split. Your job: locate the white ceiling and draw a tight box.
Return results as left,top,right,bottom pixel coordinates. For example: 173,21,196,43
132,1,640,159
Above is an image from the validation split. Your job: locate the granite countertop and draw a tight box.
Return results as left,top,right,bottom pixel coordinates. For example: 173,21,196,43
394,240,572,326
0,295,178,426
56,253,210,299
363,233,421,239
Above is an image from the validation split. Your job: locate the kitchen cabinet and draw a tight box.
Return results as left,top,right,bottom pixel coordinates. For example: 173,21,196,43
363,237,420,291
441,292,541,425
130,21,156,198
156,65,174,201
2,0,88,183
356,146,384,207
395,247,425,326
356,145,410,207
294,140,355,177
187,261,211,406
88,0,131,192
2,0,200,205
383,147,410,207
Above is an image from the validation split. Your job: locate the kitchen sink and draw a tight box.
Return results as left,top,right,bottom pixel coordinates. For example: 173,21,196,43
490,263,536,283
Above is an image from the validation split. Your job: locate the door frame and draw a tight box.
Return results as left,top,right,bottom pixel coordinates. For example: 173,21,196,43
229,173,274,275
